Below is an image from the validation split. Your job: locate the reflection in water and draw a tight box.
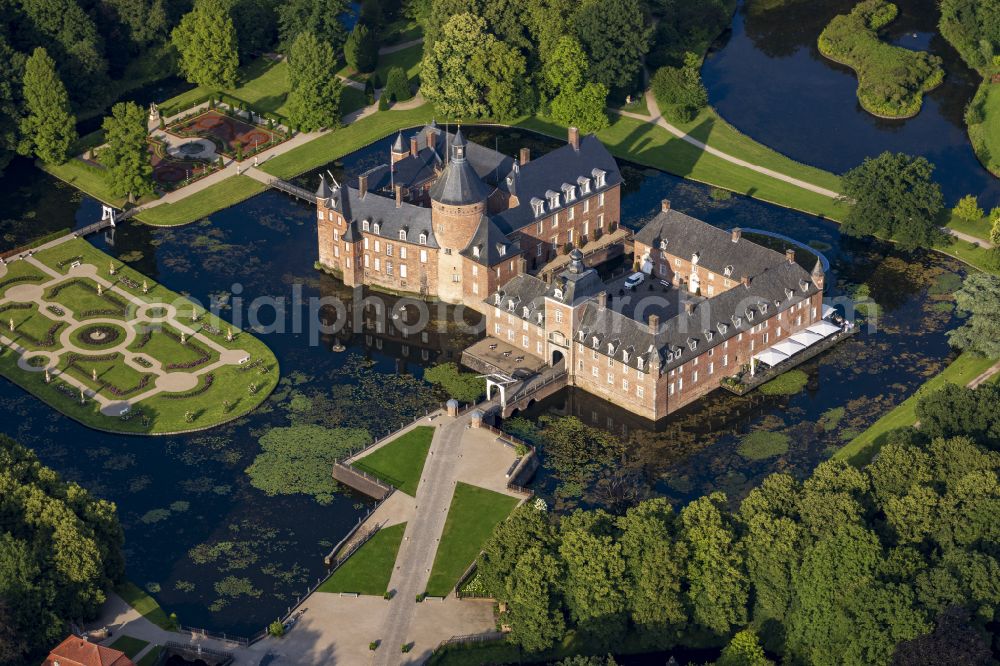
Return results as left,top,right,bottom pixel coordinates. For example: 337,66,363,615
0,125,965,633
704,0,999,206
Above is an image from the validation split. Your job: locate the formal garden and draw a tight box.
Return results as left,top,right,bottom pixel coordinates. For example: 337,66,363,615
0,237,279,434
165,107,287,160
817,0,945,118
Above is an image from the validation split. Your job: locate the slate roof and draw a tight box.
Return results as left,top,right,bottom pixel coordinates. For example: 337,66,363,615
429,129,494,205
548,250,606,305
460,215,519,266
494,134,622,234
325,182,438,248
634,209,794,280
489,273,550,325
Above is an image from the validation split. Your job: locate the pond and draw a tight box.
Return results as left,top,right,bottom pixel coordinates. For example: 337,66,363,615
701,0,1000,207
0,125,964,634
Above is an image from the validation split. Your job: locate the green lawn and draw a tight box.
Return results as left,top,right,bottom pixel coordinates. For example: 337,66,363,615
1,304,65,351
0,261,48,298
834,351,999,466
137,645,163,666
425,483,520,597
160,58,292,118
261,104,436,179
61,352,155,399
353,425,434,496
116,581,173,630
341,43,424,88
42,279,129,320
134,176,267,227
945,211,993,241
1,238,280,434
108,635,149,659
968,81,1000,179
41,159,132,208
128,324,219,370
317,522,407,595
617,95,651,117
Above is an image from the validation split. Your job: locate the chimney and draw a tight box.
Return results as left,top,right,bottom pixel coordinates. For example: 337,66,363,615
395,184,403,207
741,275,751,288
731,228,742,243
684,300,696,315
410,136,419,157
518,256,527,273
786,248,796,263
520,147,530,164
648,313,659,334
359,174,368,199
661,199,671,213
427,128,437,152
597,291,607,309
568,126,580,151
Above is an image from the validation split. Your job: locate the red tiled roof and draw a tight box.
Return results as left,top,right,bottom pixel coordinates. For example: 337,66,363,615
42,636,135,666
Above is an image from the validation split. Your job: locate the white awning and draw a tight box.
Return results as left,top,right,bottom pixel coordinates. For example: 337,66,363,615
822,304,836,319
807,320,841,337
773,339,805,356
754,349,789,367
789,330,824,348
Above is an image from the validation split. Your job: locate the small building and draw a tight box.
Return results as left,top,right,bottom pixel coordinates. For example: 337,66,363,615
42,636,135,666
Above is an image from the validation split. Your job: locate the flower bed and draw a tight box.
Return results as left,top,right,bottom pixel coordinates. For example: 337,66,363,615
165,109,286,160
148,136,220,191
75,324,124,348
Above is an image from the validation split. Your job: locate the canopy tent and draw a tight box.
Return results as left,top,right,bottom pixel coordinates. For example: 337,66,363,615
789,330,824,348
822,304,837,319
753,348,790,367
773,339,806,356
807,320,841,337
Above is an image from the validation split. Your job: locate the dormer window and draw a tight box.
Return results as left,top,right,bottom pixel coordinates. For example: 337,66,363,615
784,287,794,299
724,265,734,277
577,330,585,341
592,336,599,348
687,337,698,351
718,323,728,334
553,288,563,300
546,190,561,209
498,245,506,256
399,229,407,241
732,315,742,327
562,183,576,202
691,252,700,265
800,279,809,292
592,168,606,188
507,300,515,312
659,239,668,250
522,307,529,317
419,233,427,245
506,175,514,185
537,313,543,324
607,343,614,354
704,330,714,341
372,222,380,235
637,357,644,370
747,309,755,321
531,198,545,217
473,246,481,258
577,176,591,194
362,220,370,231
760,303,768,314
622,351,630,363
494,294,502,305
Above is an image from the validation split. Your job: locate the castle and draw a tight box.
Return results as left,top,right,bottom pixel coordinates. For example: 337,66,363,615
316,125,836,421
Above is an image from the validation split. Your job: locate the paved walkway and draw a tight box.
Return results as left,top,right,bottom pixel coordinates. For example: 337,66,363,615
380,37,424,55
969,359,1000,388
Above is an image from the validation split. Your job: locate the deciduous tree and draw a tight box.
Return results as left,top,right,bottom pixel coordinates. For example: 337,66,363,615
504,546,566,652
946,273,1000,358
277,0,348,53
717,629,774,666
20,47,77,165
100,101,154,201
287,31,342,131
573,0,651,90
171,0,239,88
839,152,943,250
952,194,984,223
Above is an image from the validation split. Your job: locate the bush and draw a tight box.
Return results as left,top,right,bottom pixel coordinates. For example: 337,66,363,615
424,363,485,403
384,66,412,102
378,94,390,111
651,52,707,123
269,620,285,637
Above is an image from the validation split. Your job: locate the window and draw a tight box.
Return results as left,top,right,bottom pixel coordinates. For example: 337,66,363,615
674,258,681,267
386,261,393,276
400,246,407,259
637,358,644,371
722,355,728,367
669,382,674,396
317,210,323,219
592,366,598,377
333,229,339,242
452,273,459,283
598,213,604,228
374,257,381,271
444,248,452,255
399,230,406,240
709,362,714,375
522,319,528,330
472,265,478,277
637,386,644,399
552,213,559,228
364,237,369,250
372,223,380,235
364,254,370,267
523,335,529,347
568,207,575,221
473,246,480,258
374,240,380,253
583,199,590,213
537,243,543,256
494,322,501,334
555,310,563,323
362,220,370,231
622,379,629,390
537,341,543,353
693,371,699,383
678,377,683,391
420,249,427,263
607,373,613,384
333,246,340,258
419,233,427,245
386,243,393,256
472,282,478,295
507,329,514,340
400,264,407,278
599,192,605,206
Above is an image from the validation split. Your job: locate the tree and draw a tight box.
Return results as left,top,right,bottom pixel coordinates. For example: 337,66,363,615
479,503,556,597
384,66,412,102
946,273,1000,357
543,36,609,132
277,0,349,53
541,35,588,98
286,31,342,131
423,363,485,403
504,546,566,652
420,13,528,119
680,492,748,636
558,510,628,647
916,383,1000,450
952,194,984,223
991,211,1000,246
105,0,168,46
344,23,378,73
651,52,708,122
839,152,943,250
18,0,108,95
99,102,154,201
0,37,27,174
717,629,773,666
171,0,239,88
892,606,992,666
617,499,687,640
19,47,77,165
573,0,651,90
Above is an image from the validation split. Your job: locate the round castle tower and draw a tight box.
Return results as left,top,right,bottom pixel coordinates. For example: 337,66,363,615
429,129,491,303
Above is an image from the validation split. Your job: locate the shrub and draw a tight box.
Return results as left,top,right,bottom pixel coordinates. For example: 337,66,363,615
269,620,285,637
378,95,389,111
651,52,707,123
384,66,412,102
953,194,984,222
370,641,379,650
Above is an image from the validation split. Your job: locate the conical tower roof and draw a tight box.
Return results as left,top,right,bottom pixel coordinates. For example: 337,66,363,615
391,131,406,154
429,128,492,206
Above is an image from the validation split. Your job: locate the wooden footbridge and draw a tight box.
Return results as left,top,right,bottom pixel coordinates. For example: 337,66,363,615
262,175,316,203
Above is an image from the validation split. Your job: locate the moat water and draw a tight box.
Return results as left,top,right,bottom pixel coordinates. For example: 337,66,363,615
0,126,967,633
702,0,1000,207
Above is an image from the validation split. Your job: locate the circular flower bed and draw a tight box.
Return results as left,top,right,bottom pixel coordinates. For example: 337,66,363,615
75,323,125,349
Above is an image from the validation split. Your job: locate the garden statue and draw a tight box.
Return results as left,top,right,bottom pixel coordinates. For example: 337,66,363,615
92,368,97,382
142,280,148,294
180,332,186,344
97,284,102,296
149,102,160,125
44,368,50,384
192,310,199,322
227,327,234,342
8,318,13,332
109,261,115,275
80,389,85,404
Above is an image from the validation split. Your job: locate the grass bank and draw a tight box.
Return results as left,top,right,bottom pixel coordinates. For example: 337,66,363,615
353,425,434,496
116,581,173,630
425,483,519,597
135,176,266,227
833,351,998,466
966,81,1000,179
817,0,944,119
318,522,407,595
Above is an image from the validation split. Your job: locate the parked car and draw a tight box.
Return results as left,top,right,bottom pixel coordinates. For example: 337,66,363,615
624,272,645,289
